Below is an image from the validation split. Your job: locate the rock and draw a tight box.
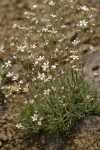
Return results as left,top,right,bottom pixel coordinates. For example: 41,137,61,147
92,65,99,71
7,114,14,120
0,133,8,141
82,116,100,131
7,131,13,140
0,0,9,6
0,141,2,147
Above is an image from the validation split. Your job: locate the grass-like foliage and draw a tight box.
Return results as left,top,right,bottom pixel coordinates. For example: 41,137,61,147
16,72,98,136
1,0,100,138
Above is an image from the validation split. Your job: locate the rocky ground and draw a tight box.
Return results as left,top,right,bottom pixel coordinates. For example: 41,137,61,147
0,0,100,150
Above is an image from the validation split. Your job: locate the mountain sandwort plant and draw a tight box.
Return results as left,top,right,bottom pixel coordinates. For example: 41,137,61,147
1,0,100,138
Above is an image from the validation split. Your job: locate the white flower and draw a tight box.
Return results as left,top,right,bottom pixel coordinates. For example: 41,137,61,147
13,55,17,59
89,15,93,18
38,121,42,126
31,114,38,121
31,44,37,49
13,24,18,29
49,1,55,6
47,24,52,28
47,75,52,80
17,45,27,52
72,38,80,46
24,100,28,104
34,95,38,98
70,50,75,54
34,60,39,65
30,99,34,104
73,68,79,71
44,75,52,82
50,14,56,18
93,72,98,77
90,45,95,51
24,11,29,15
5,60,12,67
15,84,21,92
32,5,37,8
61,25,66,28
23,85,29,92
61,86,64,90
70,55,79,60
12,75,19,81
68,0,73,2
6,72,14,77
28,54,34,59
42,60,49,71
58,39,63,43
40,117,43,121
44,89,51,95
37,72,45,80
77,20,88,28
37,56,44,61
5,85,11,89
42,28,49,32
51,28,57,34
52,86,56,91
19,80,23,84
80,6,89,11
54,48,59,52
10,42,15,46
25,99,34,104
61,70,64,74
0,46,4,52
16,123,23,129
51,64,56,69
32,78,36,82
86,95,91,99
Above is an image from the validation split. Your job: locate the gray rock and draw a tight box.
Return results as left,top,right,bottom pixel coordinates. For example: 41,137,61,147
0,141,2,147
